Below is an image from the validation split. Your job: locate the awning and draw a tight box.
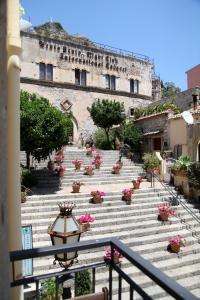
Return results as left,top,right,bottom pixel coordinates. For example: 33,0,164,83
143,130,162,136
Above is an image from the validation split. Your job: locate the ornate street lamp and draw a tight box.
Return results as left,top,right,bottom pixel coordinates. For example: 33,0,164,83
48,202,82,269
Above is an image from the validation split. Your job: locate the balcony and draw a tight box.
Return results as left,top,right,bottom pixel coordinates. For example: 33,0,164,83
10,237,197,300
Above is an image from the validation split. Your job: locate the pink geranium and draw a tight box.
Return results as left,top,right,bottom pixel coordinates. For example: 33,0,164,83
158,204,175,216
104,247,123,262
137,176,143,183
90,190,105,198
94,153,102,160
169,235,186,247
72,159,82,167
122,189,133,197
85,165,94,172
78,213,94,223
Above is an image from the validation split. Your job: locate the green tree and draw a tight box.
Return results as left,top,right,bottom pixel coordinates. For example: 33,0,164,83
161,81,181,100
88,99,125,144
124,122,143,152
20,90,72,168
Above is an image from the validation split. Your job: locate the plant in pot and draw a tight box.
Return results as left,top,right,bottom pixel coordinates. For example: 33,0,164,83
90,190,105,204
122,189,133,204
47,160,55,171
143,153,160,174
40,278,63,300
158,203,175,221
84,165,94,176
168,235,186,253
86,146,96,156
77,213,94,232
72,159,82,170
72,181,83,193
132,176,143,189
171,155,191,176
112,164,121,174
104,246,123,264
56,165,65,177
92,157,102,169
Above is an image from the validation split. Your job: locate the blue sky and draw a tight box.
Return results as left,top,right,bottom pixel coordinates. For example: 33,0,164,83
21,0,200,91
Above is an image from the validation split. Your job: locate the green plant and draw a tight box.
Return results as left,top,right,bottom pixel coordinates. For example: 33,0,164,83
88,99,125,143
20,90,73,168
40,278,62,299
134,102,181,119
171,156,191,173
75,270,92,296
124,122,143,152
187,162,200,189
21,168,38,187
94,128,113,149
142,153,160,170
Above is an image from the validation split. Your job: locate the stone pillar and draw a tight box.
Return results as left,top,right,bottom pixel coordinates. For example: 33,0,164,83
0,1,10,299
7,0,23,299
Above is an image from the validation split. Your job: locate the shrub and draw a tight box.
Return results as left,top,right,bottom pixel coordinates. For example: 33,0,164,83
94,129,113,149
124,122,143,152
187,162,200,189
142,153,160,170
40,278,62,299
21,168,37,187
75,270,92,296
171,156,191,173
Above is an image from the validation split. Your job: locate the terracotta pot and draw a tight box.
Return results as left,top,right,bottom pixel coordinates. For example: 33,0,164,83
85,170,93,176
159,212,169,221
113,169,120,174
173,170,187,177
113,256,120,264
170,243,181,253
133,182,140,189
92,195,103,204
95,164,101,169
80,222,90,232
72,185,80,193
75,165,81,170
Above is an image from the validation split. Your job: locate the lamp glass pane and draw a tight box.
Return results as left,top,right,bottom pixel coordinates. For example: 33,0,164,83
65,235,79,260
54,217,65,233
67,217,79,232
54,236,64,259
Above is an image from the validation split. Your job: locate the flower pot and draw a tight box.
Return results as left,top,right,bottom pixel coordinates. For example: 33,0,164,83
113,256,120,264
170,243,181,253
75,165,81,171
85,170,93,176
72,185,80,193
80,222,90,232
95,164,101,169
133,182,140,189
159,212,169,221
113,169,120,174
92,195,103,204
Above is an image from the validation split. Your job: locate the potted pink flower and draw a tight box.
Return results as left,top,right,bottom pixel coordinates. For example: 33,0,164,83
122,189,133,204
56,165,65,177
72,181,83,193
84,165,94,176
90,190,105,204
112,164,121,174
104,246,123,264
169,235,186,253
78,213,94,232
158,203,175,221
92,158,102,169
95,153,102,160
72,159,82,170
132,176,143,189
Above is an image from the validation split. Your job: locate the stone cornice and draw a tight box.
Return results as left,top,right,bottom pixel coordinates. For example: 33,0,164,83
20,77,152,101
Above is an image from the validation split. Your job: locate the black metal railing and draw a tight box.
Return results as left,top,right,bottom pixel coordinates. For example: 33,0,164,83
10,238,198,300
152,173,200,236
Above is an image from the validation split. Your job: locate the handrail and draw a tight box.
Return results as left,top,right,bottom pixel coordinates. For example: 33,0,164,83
153,173,200,235
10,238,198,299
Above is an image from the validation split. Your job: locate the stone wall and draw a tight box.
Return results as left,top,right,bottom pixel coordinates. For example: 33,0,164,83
21,81,151,140
21,30,153,97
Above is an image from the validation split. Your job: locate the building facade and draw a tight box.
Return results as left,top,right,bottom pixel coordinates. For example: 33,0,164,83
20,22,158,140
186,64,200,89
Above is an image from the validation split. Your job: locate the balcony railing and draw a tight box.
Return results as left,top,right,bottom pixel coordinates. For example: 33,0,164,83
10,237,198,300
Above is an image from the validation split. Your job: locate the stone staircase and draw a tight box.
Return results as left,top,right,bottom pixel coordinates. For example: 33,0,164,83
21,147,200,299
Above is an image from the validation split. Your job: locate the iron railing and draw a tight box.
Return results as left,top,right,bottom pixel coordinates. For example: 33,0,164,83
10,237,198,300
